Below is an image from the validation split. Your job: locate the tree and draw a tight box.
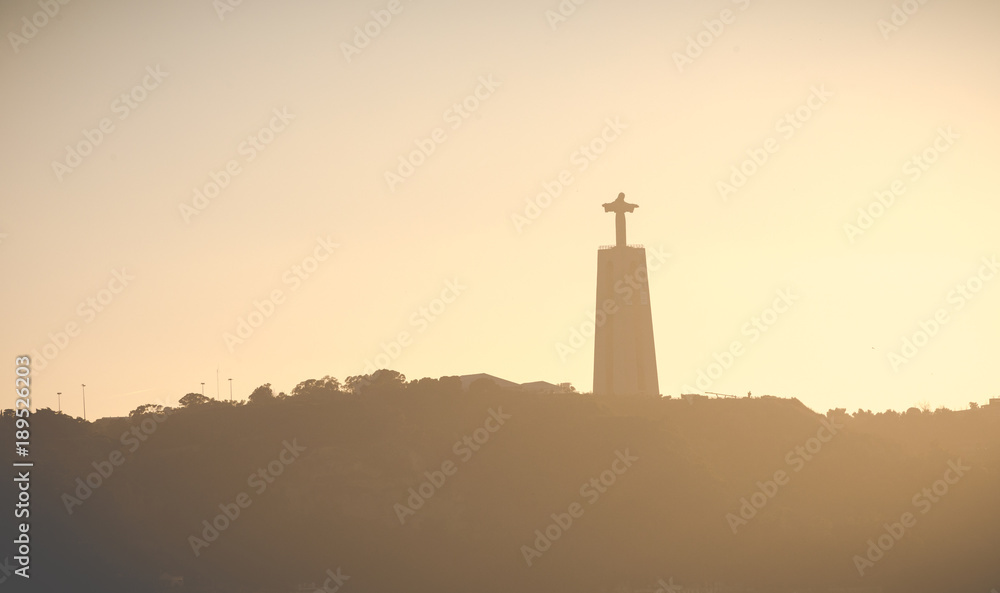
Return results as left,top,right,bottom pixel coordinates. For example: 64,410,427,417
437,376,464,398
827,407,849,424
248,383,275,404
129,403,164,419
371,369,405,387
291,375,342,399
345,370,405,396
344,374,371,394
179,393,210,407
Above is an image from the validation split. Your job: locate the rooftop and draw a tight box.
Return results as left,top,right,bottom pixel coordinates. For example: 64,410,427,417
598,244,644,250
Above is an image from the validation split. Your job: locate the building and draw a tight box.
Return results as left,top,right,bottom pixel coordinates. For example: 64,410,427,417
458,373,574,394
592,193,660,397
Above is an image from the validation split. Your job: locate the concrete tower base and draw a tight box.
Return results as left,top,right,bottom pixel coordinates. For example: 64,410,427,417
592,245,659,397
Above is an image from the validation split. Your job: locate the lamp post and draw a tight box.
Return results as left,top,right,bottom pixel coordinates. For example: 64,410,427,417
201,382,205,395
57,392,61,413
228,378,233,402
81,384,86,421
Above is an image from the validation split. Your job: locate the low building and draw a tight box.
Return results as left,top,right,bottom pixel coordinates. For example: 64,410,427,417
458,373,574,393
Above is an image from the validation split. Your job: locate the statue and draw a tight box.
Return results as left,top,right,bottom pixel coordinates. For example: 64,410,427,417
593,191,659,397
602,192,638,248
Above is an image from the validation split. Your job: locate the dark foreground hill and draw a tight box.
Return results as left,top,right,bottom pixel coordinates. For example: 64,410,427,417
2,373,999,593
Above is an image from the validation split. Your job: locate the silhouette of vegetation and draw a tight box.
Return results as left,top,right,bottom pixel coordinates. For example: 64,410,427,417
3,374,998,593
178,392,211,407
129,403,164,419
248,383,276,404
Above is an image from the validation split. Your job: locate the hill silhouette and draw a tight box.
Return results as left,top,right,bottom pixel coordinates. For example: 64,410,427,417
3,371,998,593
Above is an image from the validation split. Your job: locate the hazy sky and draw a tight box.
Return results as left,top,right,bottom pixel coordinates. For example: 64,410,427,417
2,0,998,419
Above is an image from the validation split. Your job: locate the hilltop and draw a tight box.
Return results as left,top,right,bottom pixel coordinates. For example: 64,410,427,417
3,372,999,593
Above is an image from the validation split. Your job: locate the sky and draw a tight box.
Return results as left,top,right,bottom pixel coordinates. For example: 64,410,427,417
2,0,998,419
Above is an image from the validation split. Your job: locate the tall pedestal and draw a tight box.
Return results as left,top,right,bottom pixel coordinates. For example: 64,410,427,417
592,246,659,397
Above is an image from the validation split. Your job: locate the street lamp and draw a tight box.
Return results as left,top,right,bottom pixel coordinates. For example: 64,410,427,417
57,392,61,413
81,384,86,421
201,382,205,395
228,378,233,402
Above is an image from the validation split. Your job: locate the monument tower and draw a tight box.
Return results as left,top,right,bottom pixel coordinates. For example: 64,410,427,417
592,193,660,397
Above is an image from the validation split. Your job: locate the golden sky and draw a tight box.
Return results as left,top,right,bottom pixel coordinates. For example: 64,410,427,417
2,0,998,418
